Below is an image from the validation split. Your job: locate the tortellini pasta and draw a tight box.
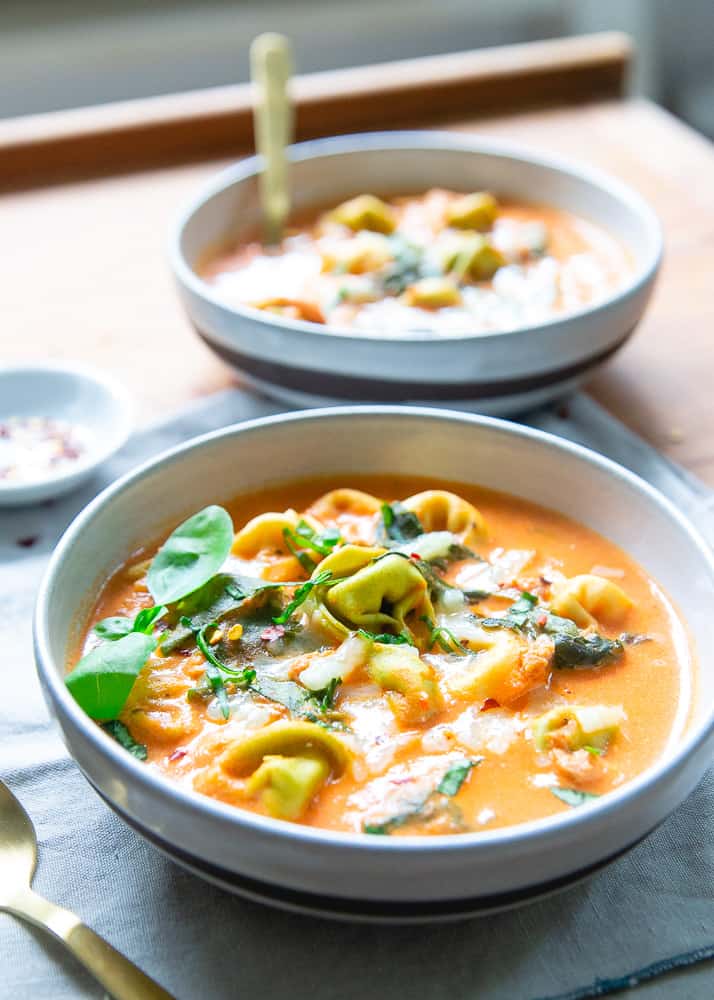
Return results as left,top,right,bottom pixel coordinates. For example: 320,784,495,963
445,631,552,704
231,509,324,561
550,574,633,629
219,721,348,820
323,549,435,635
367,643,443,726
307,488,383,545
533,705,624,753
328,194,396,235
402,490,487,549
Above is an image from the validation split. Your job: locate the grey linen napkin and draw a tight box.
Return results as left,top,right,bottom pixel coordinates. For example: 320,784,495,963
1,389,713,1000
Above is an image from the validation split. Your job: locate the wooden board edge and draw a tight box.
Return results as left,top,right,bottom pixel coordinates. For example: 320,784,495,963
0,32,632,190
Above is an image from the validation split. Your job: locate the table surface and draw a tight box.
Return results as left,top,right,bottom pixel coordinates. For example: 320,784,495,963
2,39,713,482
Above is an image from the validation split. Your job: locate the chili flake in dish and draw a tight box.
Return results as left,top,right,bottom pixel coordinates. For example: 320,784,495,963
200,190,632,336
66,477,692,836
0,416,88,483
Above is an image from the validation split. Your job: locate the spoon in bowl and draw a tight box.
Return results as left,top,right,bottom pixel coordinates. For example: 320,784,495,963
250,32,294,246
0,778,174,999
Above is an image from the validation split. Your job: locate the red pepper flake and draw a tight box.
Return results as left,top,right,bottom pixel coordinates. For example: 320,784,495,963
410,552,421,560
260,624,286,642
168,749,187,762
481,698,500,711
536,612,548,627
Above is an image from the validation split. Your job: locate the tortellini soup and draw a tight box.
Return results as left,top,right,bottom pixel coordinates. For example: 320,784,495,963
200,190,632,336
66,477,693,836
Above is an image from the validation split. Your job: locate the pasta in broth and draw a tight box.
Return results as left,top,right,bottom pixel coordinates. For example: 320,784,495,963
66,477,692,836
200,189,632,336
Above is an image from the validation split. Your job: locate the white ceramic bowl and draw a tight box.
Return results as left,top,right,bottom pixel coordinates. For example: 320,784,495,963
171,132,662,415
0,363,132,507
34,408,714,921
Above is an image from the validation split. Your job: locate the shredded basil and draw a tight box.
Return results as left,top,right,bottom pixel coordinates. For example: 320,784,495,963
420,615,468,655
356,628,415,647
551,787,600,807
437,759,480,796
272,570,332,625
101,720,148,761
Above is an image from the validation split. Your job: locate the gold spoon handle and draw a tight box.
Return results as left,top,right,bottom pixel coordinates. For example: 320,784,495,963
250,32,294,245
5,888,174,1000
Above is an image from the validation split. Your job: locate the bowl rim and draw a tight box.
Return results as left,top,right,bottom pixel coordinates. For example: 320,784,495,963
170,129,663,347
0,361,133,498
34,405,714,855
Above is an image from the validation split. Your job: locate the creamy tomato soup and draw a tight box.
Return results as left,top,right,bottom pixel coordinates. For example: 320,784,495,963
66,477,692,836
200,190,632,336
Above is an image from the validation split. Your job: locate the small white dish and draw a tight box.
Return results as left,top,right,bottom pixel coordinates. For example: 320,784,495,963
0,364,132,507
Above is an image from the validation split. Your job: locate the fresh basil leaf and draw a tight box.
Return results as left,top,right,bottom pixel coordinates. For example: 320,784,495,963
65,632,156,720
551,787,600,807
147,505,234,605
437,759,480,797
93,616,134,640
377,502,424,546
101,720,148,761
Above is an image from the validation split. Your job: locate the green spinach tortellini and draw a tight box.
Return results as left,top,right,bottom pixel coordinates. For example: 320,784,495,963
316,546,435,636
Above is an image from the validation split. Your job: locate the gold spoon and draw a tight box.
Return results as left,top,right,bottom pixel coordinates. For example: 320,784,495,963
250,32,294,245
0,779,174,1000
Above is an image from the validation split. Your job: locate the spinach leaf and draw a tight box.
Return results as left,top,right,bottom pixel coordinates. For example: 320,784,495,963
551,631,622,669
133,605,168,634
94,604,166,642
93,616,134,640
551,787,600,808
147,505,234,605
65,632,156,720
437,759,480,796
252,677,313,714
377,502,424,546
272,570,332,625
101,720,148,761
